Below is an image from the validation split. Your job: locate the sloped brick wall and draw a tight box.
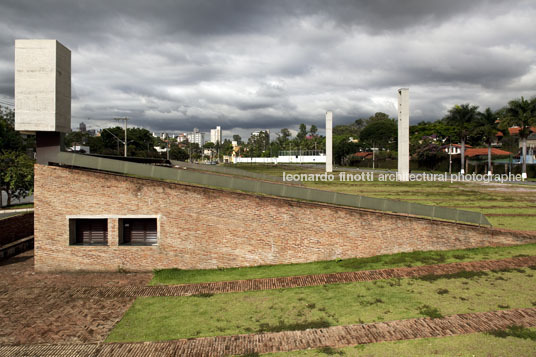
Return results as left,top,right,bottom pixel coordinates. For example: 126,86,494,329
33,164,536,272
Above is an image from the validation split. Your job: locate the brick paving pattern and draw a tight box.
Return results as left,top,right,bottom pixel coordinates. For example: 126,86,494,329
1,308,536,356
0,250,152,345
3,255,534,300
1,250,536,348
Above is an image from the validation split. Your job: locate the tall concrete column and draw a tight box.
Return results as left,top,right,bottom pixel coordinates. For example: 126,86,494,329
397,88,410,181
326,111,333,173
15,39,71,164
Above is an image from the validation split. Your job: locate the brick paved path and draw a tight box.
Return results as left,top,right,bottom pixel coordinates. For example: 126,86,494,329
2,251,536,346
2,308,536,357
3,255,535,300
0,250,152,345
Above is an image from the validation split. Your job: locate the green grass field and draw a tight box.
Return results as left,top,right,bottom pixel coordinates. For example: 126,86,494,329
110,164,536,353
261,327,536,356
108,267,536,342
151,243,536,285
234,164,536,231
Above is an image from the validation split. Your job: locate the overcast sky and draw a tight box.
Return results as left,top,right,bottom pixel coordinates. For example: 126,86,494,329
0,0,535,139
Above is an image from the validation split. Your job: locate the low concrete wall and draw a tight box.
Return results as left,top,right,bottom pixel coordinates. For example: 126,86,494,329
34,164,536,272
0,212,34,246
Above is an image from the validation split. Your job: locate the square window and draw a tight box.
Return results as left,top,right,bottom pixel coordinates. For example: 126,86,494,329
119,218,157,246
69,219,108,246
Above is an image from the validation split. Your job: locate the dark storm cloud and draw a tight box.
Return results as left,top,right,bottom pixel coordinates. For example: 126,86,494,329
0,0,535,136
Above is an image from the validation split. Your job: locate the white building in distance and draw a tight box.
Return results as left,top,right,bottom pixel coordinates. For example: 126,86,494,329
210,126,222,144
187,128,205,146
177,133,187,143
251,129,270,141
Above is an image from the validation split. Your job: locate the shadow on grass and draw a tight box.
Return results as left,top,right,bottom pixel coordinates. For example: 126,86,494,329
257,319,331,333
316,346,345,355
487,326,536,341
418,305,444,319
338,251,447,270
418,270,489,282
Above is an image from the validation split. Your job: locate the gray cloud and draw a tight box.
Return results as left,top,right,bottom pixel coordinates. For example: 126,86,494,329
1,0,535,138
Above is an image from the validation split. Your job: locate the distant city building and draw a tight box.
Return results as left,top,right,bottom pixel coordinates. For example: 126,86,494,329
177,133,188,143
443,144,472,155
210,126,222,144
68,145,90,154
187,128,205,146
231,140,238,147
79,122,86,132
251,129,270,139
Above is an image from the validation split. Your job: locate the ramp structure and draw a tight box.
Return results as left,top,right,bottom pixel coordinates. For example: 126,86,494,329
14,39,516,273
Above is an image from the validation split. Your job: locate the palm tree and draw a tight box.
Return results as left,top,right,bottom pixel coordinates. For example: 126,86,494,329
444,104,479,174
475,108,499,175
502,96,536,178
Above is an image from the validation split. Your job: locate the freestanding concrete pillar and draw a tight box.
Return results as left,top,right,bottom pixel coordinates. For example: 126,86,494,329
397,88,409,181
326,111,333,173
14,39,71,164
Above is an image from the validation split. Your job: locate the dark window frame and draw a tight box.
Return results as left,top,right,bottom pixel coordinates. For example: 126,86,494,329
69,218,108,246
119,218,158,246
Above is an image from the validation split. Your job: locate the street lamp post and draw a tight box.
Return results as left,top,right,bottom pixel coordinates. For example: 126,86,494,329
114,117,129,157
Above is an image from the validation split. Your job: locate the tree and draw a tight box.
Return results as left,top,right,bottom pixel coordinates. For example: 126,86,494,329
203,142,215,161
186,142,201,162
410,121,459,143
89,126,159,157
443,104,479,173
359,119,397,150
0,106,24,152
0,151,34,207
277,128,292,149
367,112,391,123
232,134,242,145
169,145,189,161
309,125,318,135
203,142,215,149
333,136,361,165
501,96,536,178
65,131,88,147
333,118,364,137
297,123,307,141
475,108,500,175
127,127,159,157
220,139,233,156
246,131,270,157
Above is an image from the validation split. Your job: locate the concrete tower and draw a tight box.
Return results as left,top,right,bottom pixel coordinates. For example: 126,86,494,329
326,111,333,173
15,39,71,164
397,88,410,181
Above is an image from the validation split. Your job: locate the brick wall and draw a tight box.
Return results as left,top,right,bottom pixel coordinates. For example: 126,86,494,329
0,213,34,246
34,164,536,272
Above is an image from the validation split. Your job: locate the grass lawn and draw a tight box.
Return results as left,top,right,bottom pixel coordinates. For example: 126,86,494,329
108,267,536,342
150,243,536,285
260,327,536,356
233,165,536,231
0,203,33,210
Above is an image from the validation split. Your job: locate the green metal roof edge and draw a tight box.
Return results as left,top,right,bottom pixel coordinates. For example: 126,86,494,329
168,160,300,184
55,152,492,227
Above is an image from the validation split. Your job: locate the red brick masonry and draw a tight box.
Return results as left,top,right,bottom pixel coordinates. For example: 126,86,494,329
0,213,33,246
1,308,536,356
34,164,536,272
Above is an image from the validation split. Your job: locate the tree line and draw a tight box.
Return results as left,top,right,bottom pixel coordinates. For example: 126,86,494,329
0,106,34,206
